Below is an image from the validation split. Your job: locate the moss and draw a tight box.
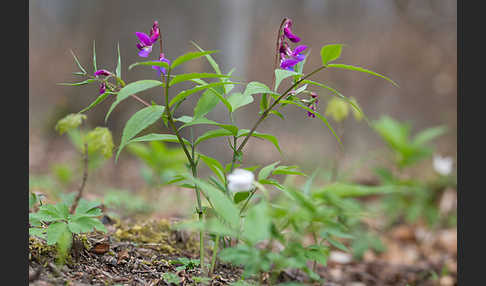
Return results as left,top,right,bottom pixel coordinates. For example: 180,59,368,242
113,219,198,255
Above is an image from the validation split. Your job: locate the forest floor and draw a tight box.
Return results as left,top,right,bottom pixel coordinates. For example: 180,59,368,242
29,214,456,286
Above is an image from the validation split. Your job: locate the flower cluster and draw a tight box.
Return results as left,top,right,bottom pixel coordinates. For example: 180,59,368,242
135,21,160,58
94,69,112,94
278,19,307,71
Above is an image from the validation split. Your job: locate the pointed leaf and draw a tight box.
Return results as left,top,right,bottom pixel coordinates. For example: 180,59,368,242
171,50,219,69
116,105,165,161
189,177,240,229
198,153,225,183
169,81,237,108
237,129,282,153
92,40,97,71
194,128,233,146
258,161,280,181
320,44,343,66
116,42,121,78
105,80,163,121
190,41,222,74
274,69,299,91
129,60,170,71
227,92,254,112
169,73,228,86
79,92,114,113
327,63,398,87
70,50,87,74
46,222,71,245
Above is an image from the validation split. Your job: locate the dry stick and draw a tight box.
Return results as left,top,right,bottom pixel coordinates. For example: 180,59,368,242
70,143,88,214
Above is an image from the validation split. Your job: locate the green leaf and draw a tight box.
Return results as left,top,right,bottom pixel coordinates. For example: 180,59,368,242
272,165,306,176
55,113,87,135
92,40,97,71
234,191,250,204
57,79,97,86
190,41,222,74
70,50,87,74
193,86,224,118
244,81,271,95
274,69,299,91
105,80,163,121
237,129,282,153
84,127,114,158
169,73,228,86
179,117,238,135
327,64,398,87
74,199,102,215
242,202,271,245
194,128,234,146
46,222,71,245
198,153,225,183
189,177,240,229
79,92,113,113
116,105,165,161
320,44,343,66
68,216,106,234
116,42,121,78
227,92,254,112
129,60,170,71
128,133,191,146
258,161,280,181
169,81,237,108
171,50,219,69
280,99,342,146
413,126,447,146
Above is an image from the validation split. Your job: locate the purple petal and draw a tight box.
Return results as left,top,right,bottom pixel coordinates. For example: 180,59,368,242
149,21,160,43
294,54,306,62
280,58,299,69
99,82,106,95
135,32,152,46
138,46,152,58
284,27,301,43
94,69,111,77
293,45,307,55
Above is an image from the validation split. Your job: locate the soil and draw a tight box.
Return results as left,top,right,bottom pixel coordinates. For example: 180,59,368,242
29,217,456,286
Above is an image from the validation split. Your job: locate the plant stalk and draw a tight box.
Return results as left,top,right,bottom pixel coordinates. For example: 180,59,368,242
236,66,327,154
70,143,88,214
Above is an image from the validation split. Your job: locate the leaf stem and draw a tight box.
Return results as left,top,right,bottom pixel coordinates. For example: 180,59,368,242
236,65,327,154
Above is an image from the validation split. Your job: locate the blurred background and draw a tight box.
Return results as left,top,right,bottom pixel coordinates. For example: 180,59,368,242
29,0,456,207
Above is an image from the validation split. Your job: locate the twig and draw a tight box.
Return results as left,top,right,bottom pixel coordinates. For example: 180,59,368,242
70,143,88,214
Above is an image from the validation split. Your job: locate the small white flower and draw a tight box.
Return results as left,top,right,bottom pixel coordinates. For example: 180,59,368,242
433,154,453,176
227,168,255,192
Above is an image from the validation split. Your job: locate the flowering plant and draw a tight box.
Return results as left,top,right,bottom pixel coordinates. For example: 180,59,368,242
58,18,396,280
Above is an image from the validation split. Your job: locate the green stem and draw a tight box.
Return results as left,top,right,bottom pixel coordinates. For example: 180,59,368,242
162,68,205,273
235,66,327,154
239,188,257,216
209,234,220,275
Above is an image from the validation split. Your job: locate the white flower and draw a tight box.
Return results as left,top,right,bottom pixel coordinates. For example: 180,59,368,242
227,168,255,192
433,154,453,176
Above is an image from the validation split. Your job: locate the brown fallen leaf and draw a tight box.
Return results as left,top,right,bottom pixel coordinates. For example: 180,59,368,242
117,249,130,264
91,242,110,255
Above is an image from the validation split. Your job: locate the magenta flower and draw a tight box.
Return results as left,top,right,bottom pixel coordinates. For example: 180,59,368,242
283,20,301,43
99,82,106,95
307,92,318,118
280,45,307,71
152,53,171,76
94,69,112,77
135,21,160,58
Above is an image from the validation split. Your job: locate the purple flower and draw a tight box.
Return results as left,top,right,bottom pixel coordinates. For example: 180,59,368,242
135,21,160,58
152,53,171,76
280,45,307,71
283,20,301,43
99,82,106,95
94,69,112,77
307,92,318,118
